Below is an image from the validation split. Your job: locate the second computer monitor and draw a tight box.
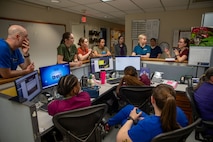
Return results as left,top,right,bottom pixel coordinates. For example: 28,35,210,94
39,63,71,89
90,56,114,73
14,70,42,102
115,56,141,71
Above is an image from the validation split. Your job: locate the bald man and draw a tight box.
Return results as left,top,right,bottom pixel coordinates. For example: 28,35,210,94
0,25,34,78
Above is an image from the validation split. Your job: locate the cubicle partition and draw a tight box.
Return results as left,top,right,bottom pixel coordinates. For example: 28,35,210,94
141,59,205,81
0,58,206,142
0,94,40,142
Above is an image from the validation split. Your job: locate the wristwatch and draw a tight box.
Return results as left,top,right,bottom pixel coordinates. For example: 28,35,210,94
24,53,30,58
127,116,137,125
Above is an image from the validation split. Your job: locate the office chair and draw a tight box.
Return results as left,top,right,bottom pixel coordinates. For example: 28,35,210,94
119,86,154,114
52,104,108,142
186,87,213,142
151,118,202,142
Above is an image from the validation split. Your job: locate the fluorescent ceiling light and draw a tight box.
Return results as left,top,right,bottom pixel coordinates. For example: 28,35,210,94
51,0,60,3
101,0,114,2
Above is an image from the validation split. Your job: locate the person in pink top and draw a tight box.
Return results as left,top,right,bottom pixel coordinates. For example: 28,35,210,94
48,74,91,116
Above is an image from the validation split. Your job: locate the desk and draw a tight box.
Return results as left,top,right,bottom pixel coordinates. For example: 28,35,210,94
0,81,192,142
0,82,118,142
37,82,117,135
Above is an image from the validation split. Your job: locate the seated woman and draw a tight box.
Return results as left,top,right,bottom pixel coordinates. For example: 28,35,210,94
48,74,91,116
116,66,150,96
165,37,190,62
106,84,188,142
93,38,111,57
77,37,92,61
194,67,213,135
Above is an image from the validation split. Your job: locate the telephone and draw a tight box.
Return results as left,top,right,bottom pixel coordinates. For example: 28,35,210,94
180,75,193,84
81,75,88,88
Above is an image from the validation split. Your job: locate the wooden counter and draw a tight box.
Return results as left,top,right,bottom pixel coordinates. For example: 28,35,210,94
141,57,188,63
176,91,193,124
0,76,20,85
0,60,90,86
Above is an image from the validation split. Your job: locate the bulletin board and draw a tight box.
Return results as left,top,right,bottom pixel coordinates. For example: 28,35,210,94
110,29,124,55
173,29,191,47
132,19,160,49
0,17,66,69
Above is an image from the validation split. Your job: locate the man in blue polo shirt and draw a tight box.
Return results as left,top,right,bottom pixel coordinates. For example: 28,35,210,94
0,25,34,78
132,34,151,58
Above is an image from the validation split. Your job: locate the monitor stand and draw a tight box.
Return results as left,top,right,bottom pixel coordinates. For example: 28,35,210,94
51,86,63,100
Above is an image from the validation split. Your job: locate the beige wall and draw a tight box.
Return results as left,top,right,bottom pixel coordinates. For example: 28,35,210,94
125,8,213,56
1,0,213,57
0,0,124,48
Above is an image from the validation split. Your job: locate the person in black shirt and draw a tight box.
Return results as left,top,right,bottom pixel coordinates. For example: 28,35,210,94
150,38,162,58
114,35,127,56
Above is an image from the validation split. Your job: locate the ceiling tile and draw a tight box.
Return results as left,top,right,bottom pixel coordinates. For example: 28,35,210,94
133,0,162,8
22,0,213,25
161,0,189,7
106,0,140,11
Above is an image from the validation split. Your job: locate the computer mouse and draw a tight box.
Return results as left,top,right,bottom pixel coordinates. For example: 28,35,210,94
42,92,51,97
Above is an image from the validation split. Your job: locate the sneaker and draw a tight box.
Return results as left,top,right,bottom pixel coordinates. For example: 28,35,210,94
104,123,110,133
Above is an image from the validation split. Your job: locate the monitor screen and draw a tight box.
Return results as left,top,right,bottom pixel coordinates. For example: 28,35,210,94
90,56,114,73
14,70,42,101
115,56,141,71
188,46,213,67
39,63,71,89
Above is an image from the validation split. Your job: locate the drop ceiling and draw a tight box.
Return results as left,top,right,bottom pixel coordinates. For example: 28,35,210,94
22,0,213,25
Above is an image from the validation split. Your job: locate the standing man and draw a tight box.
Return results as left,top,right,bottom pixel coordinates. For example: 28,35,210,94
150,38,162,58
0,25,34,78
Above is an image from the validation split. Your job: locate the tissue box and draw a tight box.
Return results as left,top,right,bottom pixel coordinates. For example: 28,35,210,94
163,80,178,89
82,86,99,98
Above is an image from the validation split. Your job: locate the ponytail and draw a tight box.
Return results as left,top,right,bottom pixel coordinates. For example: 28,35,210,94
161,96,180,132
194,67,213,90
60,32,71,44
194,74,206,90
123,75,144,86
153,84,180,132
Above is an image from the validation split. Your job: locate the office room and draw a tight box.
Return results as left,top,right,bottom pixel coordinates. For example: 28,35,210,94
0,0,213,142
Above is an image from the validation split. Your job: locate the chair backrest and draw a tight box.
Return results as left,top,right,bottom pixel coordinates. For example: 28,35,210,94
151,118,202,142
186,87,213,141
185,86,200,120
52,104,108,142
119,86,154,113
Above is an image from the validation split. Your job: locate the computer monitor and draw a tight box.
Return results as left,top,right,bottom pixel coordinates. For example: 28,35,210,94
90,56,114,73
14,70,42,102
188,46,213,67
39,63,71,89
115,56,141,71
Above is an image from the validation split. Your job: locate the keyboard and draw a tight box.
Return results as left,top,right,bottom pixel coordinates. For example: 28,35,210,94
40,103,48,111
107,78,122,84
